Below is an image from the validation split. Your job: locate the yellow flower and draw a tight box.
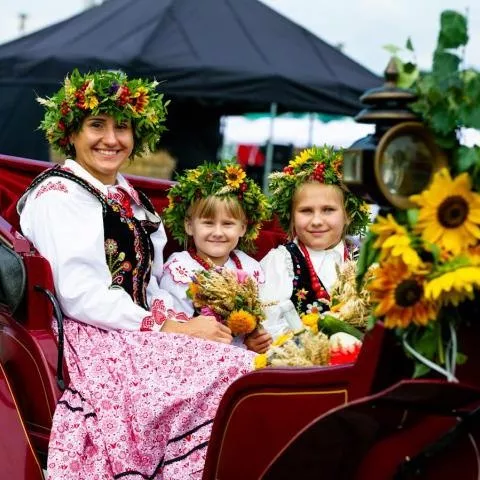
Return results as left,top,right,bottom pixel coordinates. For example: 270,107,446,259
410,169,480,256
132,86,149,113
227,310,257,335
186,169,201,182
84,95,99,110
225,165,246,189
301,313,319,333
272,331,294,347
368,259,438,329
289,148,315,168
254,354,268,369
360,202,370,214
371,214,423,270
425,266,480,306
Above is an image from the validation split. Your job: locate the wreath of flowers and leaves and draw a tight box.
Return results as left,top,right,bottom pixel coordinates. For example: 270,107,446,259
358,10,480,380
268,145,371,237
37,69,169,158
162,160,270,252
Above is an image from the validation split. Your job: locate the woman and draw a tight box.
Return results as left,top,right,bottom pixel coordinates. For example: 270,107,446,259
18,69,255,479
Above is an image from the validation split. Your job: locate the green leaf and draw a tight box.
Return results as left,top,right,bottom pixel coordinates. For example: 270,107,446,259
366,314,377,331
413,362,431,378
432,50,460,77
461,107,480,130
438,10,468,49
394,57,419,89
456,352,468,365
383,44,402,55
406,37,414,51
457,146,480,172
356,230,377,290
406,208,419,227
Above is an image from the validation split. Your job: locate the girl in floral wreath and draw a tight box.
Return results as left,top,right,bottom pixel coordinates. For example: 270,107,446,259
161,161,273,353
17,69,257,479
260,145,371,339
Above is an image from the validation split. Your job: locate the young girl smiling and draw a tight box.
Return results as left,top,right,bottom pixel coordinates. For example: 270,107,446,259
161,161,273,353
260,146,370,338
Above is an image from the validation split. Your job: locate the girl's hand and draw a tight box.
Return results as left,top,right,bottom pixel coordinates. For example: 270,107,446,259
244,328,273,353
162,316,233,344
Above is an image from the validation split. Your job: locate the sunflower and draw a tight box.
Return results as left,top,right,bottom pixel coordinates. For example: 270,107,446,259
370,214,423,270
225,165,246,189
425,266,480,306
368,259,438,329
289,148,316,168
226,310,257,335
410,169,480,256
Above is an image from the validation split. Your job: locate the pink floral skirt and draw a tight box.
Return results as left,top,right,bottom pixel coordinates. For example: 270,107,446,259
47,319,255,479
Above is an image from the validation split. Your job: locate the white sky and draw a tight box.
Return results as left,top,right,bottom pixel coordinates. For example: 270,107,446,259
1,0,479,74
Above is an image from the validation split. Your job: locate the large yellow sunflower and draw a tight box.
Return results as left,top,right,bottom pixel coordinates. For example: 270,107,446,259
368,259,438,329
289,147,316,168
370,214,423,270
425,266,480,306
410,169,480,256
225,165,246,189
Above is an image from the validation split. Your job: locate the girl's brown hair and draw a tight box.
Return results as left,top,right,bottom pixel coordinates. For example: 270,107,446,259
186,196,247,224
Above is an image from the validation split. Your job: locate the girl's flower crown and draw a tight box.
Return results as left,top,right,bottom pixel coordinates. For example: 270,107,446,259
268,145,370,237
37,69,169,158
163,161,270,252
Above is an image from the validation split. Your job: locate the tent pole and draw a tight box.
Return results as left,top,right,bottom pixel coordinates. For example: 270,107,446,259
262,102,277,193
308,112,315,146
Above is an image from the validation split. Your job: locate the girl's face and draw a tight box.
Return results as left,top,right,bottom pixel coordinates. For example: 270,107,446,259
292,183,348,251
71,114,134,185
185,201,247,266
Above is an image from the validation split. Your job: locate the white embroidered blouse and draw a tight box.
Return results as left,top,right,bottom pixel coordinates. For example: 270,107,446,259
18,159,183,332
259,240,345,338
159,250,264,347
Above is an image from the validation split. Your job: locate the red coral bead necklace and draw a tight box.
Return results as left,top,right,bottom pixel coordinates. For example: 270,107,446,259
188,248,242,270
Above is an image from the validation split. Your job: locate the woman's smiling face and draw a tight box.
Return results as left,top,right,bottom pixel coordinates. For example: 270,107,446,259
71,114,134,184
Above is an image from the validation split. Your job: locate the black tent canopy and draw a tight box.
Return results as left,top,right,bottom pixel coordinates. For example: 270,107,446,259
0,0,380,162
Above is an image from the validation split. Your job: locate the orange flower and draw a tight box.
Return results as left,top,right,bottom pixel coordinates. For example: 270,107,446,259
368,259,438,329
227,310,257,335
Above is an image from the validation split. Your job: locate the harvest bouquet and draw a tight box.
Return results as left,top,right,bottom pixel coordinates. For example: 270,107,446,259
187,266,266,336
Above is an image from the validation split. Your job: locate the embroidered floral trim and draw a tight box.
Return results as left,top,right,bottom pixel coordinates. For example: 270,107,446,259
165,259,194,285
107,188,134,218
35,180,69,198
105,238,132,286
140,299,189,331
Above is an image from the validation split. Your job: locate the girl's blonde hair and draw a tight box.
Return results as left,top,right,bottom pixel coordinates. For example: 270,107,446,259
186,196,247,224
288,182,350,240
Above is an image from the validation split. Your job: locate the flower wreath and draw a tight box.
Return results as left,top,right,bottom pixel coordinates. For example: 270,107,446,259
163,161,271,252
268,145,370,237
37,69,168,158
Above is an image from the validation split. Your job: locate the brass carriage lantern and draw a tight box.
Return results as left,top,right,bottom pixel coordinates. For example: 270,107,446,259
343,59,447,209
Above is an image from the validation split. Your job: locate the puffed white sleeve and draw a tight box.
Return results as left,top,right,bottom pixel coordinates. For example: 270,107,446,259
259,246,303,339
259,246,294,302
158,252,196,319
20,184,162,331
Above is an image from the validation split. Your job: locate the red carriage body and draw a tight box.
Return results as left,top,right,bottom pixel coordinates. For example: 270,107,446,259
1,154,479,479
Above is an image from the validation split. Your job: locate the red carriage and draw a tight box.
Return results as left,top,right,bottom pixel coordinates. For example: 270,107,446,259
1,152,479,479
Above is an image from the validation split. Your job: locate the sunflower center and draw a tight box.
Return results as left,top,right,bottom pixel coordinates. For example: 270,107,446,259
394,279,423,307
437,195,469,228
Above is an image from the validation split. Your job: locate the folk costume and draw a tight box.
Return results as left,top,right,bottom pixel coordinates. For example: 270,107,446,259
18,70,255,480
260,146,369,339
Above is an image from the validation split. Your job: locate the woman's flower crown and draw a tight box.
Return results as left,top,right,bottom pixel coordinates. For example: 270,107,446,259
163,161,270,252
37,69,169,158
268,145,370,237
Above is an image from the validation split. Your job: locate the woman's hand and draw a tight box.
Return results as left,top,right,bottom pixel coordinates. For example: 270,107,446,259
162,316,233,344
244,328,273,353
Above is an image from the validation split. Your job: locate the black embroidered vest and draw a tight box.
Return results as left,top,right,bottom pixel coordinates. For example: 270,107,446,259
284,242,331,315
24,166,160,309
